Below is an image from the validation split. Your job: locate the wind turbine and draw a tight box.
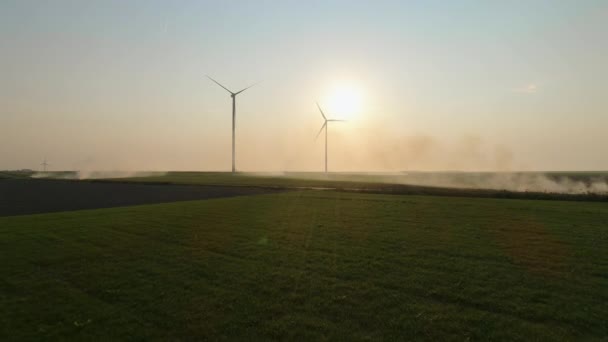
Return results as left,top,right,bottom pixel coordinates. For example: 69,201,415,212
315,103,346,173
41,158,49,172
206,75,257,173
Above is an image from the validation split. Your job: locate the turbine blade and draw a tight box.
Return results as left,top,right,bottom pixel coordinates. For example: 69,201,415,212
328,119,347,122
234,82,258,95
315,122,327,140
206,75,234,94
316,102,327,120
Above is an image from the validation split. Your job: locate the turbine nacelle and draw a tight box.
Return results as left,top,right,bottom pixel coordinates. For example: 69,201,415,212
315,102,346,135
207,75,257,97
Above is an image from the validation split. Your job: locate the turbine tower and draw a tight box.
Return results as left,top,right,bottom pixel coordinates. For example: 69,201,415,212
315,103,345,173
206,75,256,173
41,158,49,172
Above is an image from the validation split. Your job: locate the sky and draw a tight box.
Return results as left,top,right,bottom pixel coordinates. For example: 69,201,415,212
1,0,607,172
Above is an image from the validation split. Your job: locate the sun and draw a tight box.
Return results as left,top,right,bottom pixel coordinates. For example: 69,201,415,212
325,83,363,120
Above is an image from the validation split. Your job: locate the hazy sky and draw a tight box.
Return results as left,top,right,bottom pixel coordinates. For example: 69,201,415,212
2,0,607,172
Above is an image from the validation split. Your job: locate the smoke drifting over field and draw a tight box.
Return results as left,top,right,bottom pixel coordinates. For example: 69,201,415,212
16,129,608,195
28,169,608,195
26,130,608,195
334,132,517,173
245,171,608,195
389,172,608,195
77,171,167,180
32,171,166,180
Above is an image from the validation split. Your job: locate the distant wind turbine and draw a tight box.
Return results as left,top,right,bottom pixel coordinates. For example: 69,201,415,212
206,75,257,173
315,103,346,173
41,158,49,172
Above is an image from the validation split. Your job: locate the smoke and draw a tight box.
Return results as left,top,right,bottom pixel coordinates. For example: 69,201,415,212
22,125,608,194
31,171,166,180
30,172,57,179
392,172,608,195
76,171,167,180
323,129,521,173
243,127,608,194
247,171,608,195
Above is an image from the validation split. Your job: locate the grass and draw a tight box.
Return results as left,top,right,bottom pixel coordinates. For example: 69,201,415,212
1,190,607,340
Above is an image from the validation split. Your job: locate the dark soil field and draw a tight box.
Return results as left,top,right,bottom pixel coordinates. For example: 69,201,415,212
107,172,608,202
0,179,284,217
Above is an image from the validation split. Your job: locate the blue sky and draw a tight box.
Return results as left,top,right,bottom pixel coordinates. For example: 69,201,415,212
1,0,607,171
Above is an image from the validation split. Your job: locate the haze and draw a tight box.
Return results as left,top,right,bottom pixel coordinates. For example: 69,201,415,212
2,0,607,172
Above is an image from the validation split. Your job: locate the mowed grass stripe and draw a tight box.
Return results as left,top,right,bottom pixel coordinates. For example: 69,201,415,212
1,191,607,340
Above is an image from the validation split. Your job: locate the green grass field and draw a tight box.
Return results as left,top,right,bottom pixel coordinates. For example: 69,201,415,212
2,190,607,340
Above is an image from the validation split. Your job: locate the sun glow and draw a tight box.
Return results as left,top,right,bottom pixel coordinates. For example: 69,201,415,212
325,83,364,120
